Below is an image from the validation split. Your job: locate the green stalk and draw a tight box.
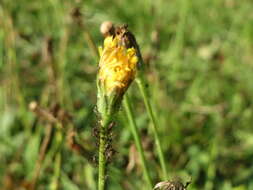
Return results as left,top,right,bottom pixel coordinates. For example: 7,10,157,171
50,153,61,190
85,29,108,190
136,75,168,180
50,129,63,190
98,114,111,190
123,94,153,188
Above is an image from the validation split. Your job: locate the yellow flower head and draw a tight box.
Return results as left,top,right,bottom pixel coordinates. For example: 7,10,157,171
96,25,139,116
98,35,138,95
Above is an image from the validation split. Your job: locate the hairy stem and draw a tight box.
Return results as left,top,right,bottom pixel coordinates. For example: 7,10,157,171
123,94,153,188
98,114,111,190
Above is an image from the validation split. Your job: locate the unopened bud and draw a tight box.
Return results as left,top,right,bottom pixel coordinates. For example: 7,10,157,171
29,101,38,111
100,21,114,37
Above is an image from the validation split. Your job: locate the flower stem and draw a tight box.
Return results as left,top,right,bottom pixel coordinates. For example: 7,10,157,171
136,75,168,180
98,114,111,190
123,94,153,188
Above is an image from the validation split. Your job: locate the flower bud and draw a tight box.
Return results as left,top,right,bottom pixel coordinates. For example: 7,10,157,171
97,29,138,116
100,21,114,37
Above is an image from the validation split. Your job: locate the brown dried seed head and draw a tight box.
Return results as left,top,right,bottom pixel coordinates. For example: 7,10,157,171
154,180,187,190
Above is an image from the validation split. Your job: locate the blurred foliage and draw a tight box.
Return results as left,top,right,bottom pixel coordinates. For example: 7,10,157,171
1,0,253,189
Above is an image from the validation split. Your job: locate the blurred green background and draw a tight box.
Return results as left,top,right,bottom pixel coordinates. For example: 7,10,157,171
1,0,253,189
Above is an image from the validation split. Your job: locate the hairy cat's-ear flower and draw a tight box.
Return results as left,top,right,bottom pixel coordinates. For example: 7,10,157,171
97,33,138,116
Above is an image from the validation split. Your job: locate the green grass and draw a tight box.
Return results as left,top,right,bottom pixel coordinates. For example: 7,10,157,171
1,0,253,189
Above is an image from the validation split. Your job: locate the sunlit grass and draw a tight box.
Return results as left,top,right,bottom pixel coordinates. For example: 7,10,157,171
1,0,253,189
